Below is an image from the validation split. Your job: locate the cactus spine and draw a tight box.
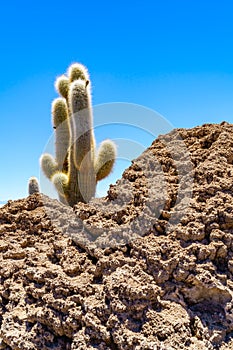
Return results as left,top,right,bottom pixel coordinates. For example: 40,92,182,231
40,63,116,206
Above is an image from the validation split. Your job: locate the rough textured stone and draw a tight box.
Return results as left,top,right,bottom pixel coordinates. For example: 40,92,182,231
0,122,233,349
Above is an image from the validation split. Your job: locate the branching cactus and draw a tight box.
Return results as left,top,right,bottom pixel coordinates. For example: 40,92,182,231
40,63,116,206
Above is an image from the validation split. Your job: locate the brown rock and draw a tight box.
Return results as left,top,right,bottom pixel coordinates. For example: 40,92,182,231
0,122,233,349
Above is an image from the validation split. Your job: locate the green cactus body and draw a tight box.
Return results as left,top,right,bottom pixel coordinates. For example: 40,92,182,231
40,63,116,206
28,177,40,195
52,97,69,172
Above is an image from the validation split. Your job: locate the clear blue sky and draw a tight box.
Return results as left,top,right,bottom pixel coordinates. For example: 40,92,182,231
1,0,233,201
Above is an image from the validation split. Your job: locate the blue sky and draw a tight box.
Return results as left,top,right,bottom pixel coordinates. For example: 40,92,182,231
1,0,233,201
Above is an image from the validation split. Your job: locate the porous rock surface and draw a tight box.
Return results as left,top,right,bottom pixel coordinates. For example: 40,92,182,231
0,122,233,349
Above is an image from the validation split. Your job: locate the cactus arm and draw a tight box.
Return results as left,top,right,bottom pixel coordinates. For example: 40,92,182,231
55,75,69,99
52,98,70,171
40,153,58,180
95,140,117,181
52,172,68,196
28,177,40,195
52,172,70,205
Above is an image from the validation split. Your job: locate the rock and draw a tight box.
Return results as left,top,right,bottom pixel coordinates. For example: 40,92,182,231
0,122,233,349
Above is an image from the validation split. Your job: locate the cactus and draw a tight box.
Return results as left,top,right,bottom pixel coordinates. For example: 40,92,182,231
28,177,40,195
40,63,116,206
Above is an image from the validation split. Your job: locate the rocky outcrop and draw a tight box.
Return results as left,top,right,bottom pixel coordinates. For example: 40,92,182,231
0,122,233,349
